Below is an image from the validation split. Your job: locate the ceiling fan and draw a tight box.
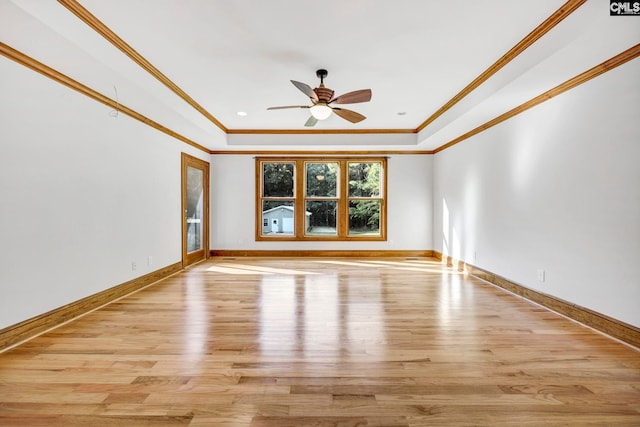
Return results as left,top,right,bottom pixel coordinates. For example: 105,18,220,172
267,69,372,127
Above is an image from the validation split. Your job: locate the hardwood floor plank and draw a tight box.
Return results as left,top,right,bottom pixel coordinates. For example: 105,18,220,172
0,257,638,426
250,416,410,427
0,414,193,427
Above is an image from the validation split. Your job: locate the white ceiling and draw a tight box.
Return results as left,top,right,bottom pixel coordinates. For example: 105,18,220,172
1,1,639,150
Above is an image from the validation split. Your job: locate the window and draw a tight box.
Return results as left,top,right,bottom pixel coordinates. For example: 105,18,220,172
305,162,338,236
259,162,295,236
256,157,387,241
348,161,382,236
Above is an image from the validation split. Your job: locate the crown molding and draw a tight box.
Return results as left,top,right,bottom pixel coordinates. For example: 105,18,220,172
4,38,635,158
58,0,228,133
7,0,628,157
416,0,587,133
61,0,586,139
210,150,434,155
0,42,211,154
227,128,416,135
433,44,640,154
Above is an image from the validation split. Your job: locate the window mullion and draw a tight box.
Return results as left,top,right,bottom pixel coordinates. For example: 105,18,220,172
338,160,348,238
295,159,305,238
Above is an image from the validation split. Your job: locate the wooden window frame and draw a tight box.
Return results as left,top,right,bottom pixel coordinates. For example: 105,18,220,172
256,157,387,241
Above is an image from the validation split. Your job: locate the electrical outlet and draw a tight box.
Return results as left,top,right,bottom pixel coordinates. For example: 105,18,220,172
148,256,153,266
537,269,545,282
132,261,137,271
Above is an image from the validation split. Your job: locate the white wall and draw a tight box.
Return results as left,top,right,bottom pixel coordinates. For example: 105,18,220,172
432,59,640,327
0,58,210,329
211,154,432,251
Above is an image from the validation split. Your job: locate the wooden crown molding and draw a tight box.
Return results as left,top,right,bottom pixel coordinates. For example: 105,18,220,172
8,0,622,156
59,0,586,140
228,0,585,137
433,44,640,154
0,42,210,154
211,150,434,155
227,129,416,135
416,0,587,133
0,41,431,156
58,0,228,134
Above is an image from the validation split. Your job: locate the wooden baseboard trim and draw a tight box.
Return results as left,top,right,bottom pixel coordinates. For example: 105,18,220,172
433,252,640,349
0,262,182,352
211,249,434,258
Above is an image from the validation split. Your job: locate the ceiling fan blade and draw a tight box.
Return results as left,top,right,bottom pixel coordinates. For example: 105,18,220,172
291,80,319,102
330,89,372,104
266,105,309,110
304,116,318,127
332,107,366,123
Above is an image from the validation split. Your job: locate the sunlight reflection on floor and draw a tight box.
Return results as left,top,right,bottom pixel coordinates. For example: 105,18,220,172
206,263,318,275
205,259,465,275
314,259,464,274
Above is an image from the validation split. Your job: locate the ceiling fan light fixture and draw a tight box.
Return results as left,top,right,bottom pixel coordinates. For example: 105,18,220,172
267,69,371,126
310,104,332,120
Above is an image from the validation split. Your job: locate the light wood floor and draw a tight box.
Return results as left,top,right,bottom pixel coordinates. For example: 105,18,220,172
1,258,638,426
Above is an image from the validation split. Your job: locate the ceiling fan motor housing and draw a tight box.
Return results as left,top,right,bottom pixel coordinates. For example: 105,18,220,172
314,87,334,102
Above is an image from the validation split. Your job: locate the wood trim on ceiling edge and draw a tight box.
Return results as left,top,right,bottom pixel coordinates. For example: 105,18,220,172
3,39,636,158
433,44,640,154
211,250,434,258
59,0,412,138
6,2,628,156
217,42,637,152
211,150,434,155
1,40,423,154
434,251,640,350
227,129,416,134
0,42,211,154
60,0,585,141
416,0,587,133
0,262,182,353
58,0,228,133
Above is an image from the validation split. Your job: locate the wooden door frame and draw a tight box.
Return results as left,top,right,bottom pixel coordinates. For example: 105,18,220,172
181,153,210,268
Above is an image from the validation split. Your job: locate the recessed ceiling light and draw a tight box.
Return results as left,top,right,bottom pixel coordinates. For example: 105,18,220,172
237,111,247,116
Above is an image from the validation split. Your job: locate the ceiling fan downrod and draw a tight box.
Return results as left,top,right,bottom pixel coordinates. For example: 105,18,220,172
316,69,328,86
